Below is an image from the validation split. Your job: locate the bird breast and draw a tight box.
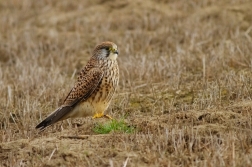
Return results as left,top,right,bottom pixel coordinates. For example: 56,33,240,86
90,60,119,104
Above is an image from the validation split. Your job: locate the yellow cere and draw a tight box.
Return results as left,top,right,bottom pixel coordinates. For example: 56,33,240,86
109,47,116,53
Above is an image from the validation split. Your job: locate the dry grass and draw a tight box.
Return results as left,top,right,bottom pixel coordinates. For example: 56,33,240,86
0,0,252,166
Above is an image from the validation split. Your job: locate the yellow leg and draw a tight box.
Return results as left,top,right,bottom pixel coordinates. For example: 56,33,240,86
104,114,113,119
92,113,104,119
92,113,113,119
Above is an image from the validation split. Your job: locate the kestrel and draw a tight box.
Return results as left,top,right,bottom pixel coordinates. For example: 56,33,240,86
36,41,119,130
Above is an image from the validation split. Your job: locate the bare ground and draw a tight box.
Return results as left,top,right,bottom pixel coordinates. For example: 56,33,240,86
0,0,252,166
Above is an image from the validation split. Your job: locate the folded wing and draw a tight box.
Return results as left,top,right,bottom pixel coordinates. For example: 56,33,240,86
35,68,103,130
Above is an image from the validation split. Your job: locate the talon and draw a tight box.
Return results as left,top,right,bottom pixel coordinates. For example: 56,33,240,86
104,114,113,120
92,113,104,119
92,113,113,119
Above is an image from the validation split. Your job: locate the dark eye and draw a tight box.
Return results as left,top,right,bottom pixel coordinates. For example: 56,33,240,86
105,47,110,57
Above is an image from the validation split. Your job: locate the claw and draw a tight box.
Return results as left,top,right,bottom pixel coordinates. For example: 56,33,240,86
92,113,104,119
104,114,113,119
92,113,113,119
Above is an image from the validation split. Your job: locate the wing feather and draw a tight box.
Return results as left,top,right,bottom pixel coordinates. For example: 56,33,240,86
36,68,103,130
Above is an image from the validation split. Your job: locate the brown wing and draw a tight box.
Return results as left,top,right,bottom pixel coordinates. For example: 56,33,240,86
36,68,103,130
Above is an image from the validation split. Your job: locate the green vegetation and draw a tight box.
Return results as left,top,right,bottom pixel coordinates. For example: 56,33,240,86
93,119,135,134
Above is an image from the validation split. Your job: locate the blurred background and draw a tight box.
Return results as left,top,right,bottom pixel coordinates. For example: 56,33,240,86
0,0,252,166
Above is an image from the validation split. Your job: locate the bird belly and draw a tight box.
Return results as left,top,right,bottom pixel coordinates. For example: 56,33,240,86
65,100,110,119
67,101,95,118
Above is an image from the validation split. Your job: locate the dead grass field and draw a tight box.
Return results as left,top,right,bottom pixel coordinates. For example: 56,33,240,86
0,0,252,166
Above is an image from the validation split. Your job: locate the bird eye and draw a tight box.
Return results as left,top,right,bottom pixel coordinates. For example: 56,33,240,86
105,47,110,57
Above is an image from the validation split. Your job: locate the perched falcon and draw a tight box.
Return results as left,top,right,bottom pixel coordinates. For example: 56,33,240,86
36,41,119,130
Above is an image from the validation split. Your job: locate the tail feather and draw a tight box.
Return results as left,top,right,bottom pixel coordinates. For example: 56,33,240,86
36,106,73,130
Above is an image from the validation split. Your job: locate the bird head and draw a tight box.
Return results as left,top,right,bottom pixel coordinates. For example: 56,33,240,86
92,41,119,60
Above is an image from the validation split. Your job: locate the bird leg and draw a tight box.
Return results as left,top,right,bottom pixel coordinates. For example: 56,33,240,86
104,114,113,119
92,113,104,118
92,113,113,119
